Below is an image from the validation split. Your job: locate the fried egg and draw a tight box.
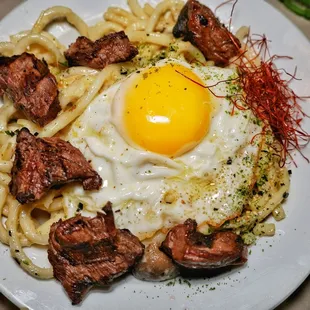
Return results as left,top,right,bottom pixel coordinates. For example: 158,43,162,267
64,59,263,240
112,62,213,157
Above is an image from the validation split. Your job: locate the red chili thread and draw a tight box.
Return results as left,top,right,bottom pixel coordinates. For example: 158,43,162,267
176,0,310,166
214,0,238,32
215,0,236,13
175,69,236,99
176,32,310,166
237,35,310,166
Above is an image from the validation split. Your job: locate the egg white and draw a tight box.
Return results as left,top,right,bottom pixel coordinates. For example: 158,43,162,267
64,59,263,239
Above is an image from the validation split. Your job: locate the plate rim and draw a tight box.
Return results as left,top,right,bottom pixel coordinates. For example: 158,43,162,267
0,0,310,309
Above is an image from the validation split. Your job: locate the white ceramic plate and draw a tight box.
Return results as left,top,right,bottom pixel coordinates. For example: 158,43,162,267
0,0,310,309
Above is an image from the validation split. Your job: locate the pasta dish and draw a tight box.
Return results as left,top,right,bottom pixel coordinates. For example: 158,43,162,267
0,0,307,305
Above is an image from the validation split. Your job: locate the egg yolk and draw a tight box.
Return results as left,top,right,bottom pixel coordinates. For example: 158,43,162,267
124,64,212,157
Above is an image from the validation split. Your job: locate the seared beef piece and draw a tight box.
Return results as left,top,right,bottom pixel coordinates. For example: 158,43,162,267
0,53,60,126
10,128,102,204
133,243,179,281
48,202,144,305
161,219,247,269
173,0,241,65
65,31,138,69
